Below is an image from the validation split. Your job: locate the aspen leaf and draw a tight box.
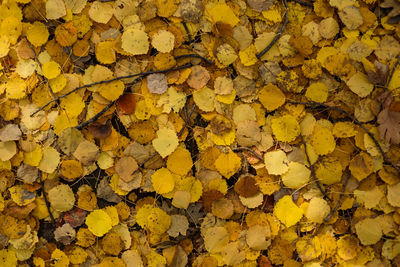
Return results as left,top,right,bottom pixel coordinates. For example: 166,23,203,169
271,115,300,142
239,192,264,209
38,147,60,174
9,185,36,206
51,249,70,267
305,197,330,223
264,150,289,175
207,3,240,27
98,80,125,101
312,127,336,155
6,77,26,100
258,84,286,111
46,0,66,19
193,86,215,112
281,162,311,189
167,146,193,176
151,168,175,194
172,190,191,209
346,72,374,98
305,82,328,102
274,195,303,227
26,22,49,47
204,226,229,253
151,30,175,53
355,218,382,245
152,128,179,158
214,150,241,178
246,225,271,250
167,214,189,238
0,141,17,161
121,28,149,55
88,1,113,24
349,152,374,181
85,209,112,237
136,205,171,235
48,184,75,212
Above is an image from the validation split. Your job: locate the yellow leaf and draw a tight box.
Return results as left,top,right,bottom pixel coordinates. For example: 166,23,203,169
0,249,18,267
60,92,85,118
9,185,36,206
42,61,61,79
96,40,116,64
332,121,357,138
152,128,179,158
151,30,175,53
273,195,303,227
6,77,26,99
98,80,125,101
305,197,330,223
193,86,215,112
264,150,289,175
215,150,242,178
167,146,193,176
281,162,310,189
346,72,374,98
86,209,112,237
0,36,10,58
88,1,113,24
239,44,258,66
48,184,75,212
51,249,70,267
315,156,342,185
258,84,286,111
38,147,60,174
305,82,328,102
0,141,17,161
271,115,300,142
207,3,240,27
311,126,335,155
27,22,49,47
151,168,175,194
136,205,171,235
121,28,149,55
355,218,382,245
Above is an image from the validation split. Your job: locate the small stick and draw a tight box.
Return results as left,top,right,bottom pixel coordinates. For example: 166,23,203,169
174,54,214,65
288,0,313,7
300,134,332,201
181,21,193,44
178,103,196,137
31,63,194,116
75,100,115,130
39,171,56,224
27,40,58,102
385,55,400,88
324,170,350,221
287,100,400,175
256,0,288,59
233,147,264,162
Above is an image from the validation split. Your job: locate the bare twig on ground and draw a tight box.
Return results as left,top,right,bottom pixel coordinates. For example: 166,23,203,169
300,134,332,201
39,171,56,224
325,170,350,221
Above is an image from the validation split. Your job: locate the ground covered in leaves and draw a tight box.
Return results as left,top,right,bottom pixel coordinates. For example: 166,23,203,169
1,0,400,266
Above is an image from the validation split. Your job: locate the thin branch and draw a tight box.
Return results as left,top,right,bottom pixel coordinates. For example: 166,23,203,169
27,40,58,101
256,0,288,59
39,171,55,224
181,21,193,44
233,147,264,162
287,100,400,175
300,134,332,202
288,0,313,7
75,100,115,130
174,54,214,65
31,63,194,116
178,103,196,137
324,170,350,221
386,55,400,88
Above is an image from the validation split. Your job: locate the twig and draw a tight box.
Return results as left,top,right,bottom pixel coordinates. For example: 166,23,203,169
386,55,400,88
288,0,313,7
174,54,214,65
27,40,58,102
256,0,288,59
181,21,193,44
233,147,264,162
300,134,332,202
287,100,400,175
178,103,196,137
31,63,194,116
324,170,350,221
39,171,55,224
75,100,116,130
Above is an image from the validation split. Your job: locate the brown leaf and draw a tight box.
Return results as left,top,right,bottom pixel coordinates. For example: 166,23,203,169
234,176,260,198
88,121,112,139
116,93,136,115
366,60,388,85
378,101,400,144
